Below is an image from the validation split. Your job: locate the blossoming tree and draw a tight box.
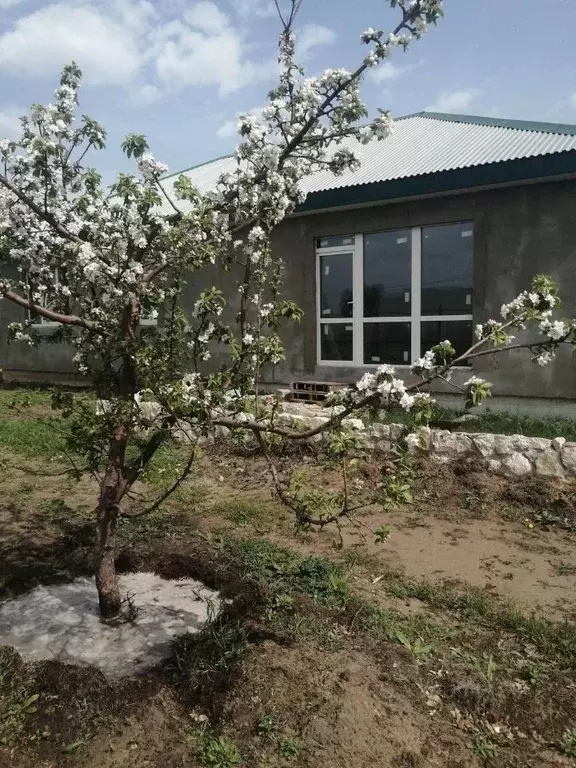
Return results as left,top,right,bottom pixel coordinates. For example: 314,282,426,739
0,0,572,621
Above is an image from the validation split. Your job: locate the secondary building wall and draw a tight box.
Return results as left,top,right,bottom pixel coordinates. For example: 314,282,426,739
268,177,576,400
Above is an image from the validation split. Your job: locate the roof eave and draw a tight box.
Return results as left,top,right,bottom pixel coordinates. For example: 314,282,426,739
294,151,576,214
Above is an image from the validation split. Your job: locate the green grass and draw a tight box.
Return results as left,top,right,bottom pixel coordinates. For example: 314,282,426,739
379,404,576,441
0,647,41,747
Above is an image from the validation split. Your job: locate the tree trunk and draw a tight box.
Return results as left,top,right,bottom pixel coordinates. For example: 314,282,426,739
94,423,128,621
95,489,121,620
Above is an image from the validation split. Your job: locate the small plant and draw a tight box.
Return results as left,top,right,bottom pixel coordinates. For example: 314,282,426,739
188,726,243,768
374,524,392,543
559,727,576,758
393,629,434,660
257,713,277,737
279,734,301,759
469,734,499,758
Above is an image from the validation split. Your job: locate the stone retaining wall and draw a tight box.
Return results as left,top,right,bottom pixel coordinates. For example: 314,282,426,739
131,399,576,480
281,403,575,480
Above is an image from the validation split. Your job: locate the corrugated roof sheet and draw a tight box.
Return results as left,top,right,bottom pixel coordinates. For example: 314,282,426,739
159,112,576,214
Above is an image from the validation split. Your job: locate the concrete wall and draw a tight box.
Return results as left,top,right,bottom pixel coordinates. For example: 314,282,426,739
267,177,576,400
3,177,576,398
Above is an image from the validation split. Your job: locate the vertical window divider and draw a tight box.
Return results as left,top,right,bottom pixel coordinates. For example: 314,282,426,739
411,226,421,365
353,233,363,367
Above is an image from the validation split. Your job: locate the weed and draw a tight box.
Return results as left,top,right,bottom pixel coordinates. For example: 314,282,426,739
393,629,435,660
187,726,243,767
533,511,576,533
169,616,249,700
257,714,277,737
224,538,351,609
42,498,83,524
216,499,266,527
551,561,576,577
278,734,301,759
559,727,576,758
0,648,40,747
469,733,499,758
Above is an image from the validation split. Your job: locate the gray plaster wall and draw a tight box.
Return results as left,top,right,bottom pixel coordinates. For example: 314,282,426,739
267,177,576,399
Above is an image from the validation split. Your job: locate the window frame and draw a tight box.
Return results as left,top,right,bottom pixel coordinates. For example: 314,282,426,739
316,223,473,368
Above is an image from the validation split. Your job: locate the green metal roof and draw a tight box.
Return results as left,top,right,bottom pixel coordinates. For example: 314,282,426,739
159,112,576,215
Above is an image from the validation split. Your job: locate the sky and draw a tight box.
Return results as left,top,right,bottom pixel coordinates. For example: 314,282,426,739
1,0,576,183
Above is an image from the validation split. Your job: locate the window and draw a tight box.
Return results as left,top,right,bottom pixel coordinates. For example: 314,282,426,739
316,223,473,366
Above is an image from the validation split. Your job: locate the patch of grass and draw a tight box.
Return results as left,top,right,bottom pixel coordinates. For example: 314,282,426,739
186,726,243,767
559,727,576,758
223,538,351,609
378,403,576,441
551,561,576,577
0,417,66,459
167,615,249,702
117,507,191,546
256,713,277,737
278,734,301,759
384,578,576,666
0,648,41,747
214,498,267,527
469,733,499,758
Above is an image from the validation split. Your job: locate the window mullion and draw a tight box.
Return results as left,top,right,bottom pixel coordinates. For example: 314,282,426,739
410,226,421,363
353,233,363,367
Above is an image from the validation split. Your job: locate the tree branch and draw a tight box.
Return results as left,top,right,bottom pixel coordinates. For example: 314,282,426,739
2,288,99,331
0,172,86,245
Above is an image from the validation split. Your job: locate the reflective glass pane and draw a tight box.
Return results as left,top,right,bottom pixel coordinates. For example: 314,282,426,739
364,322,411,365
421,222,473,316
320,253,353,319
316,234,355,249
320,323,353,361
364,230,411,317
421,320,472,363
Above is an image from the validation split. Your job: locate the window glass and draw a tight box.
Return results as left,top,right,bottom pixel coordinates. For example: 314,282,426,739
364,322,411,365
316,235,355,249
320,323,353,361
364,230,411,317
421,223,473,316
421,320,472,363
320,252,353,319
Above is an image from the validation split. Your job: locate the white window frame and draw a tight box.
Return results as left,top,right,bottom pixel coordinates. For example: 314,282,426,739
316,225,473,368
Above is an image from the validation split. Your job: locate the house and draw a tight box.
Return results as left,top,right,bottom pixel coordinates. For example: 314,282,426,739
3,112,576,406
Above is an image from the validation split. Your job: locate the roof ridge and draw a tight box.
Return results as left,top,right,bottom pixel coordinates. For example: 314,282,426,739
415,111,576,136
160,153,234,182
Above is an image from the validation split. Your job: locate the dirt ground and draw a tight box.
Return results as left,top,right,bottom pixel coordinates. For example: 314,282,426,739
1,436,576,768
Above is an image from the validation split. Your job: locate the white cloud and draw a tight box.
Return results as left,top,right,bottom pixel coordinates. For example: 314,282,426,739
570,93,576,110
0,105,24,138
296,23,336,60
152,3,274,94
368,62,405,84
0,0,31,8
233,0,276,19
0,4,141,85
134,84,162,105
0,0,275,96
425,89,481,113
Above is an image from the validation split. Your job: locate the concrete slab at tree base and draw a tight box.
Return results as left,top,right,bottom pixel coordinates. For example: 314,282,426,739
0,573,219,678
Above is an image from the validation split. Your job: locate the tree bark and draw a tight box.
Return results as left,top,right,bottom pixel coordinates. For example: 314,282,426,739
94,424,128,621
95,492,121,620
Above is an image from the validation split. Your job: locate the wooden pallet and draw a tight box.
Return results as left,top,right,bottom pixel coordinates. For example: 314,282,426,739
290,381,344,403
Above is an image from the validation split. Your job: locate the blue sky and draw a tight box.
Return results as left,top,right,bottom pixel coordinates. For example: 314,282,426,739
1,0,576,182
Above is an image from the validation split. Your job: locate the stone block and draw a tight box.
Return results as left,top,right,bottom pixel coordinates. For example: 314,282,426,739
472,433,496,458
561,445,576,474
432,430,472,454
552,437,566,451
534,450,565,478
502,453,532,477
